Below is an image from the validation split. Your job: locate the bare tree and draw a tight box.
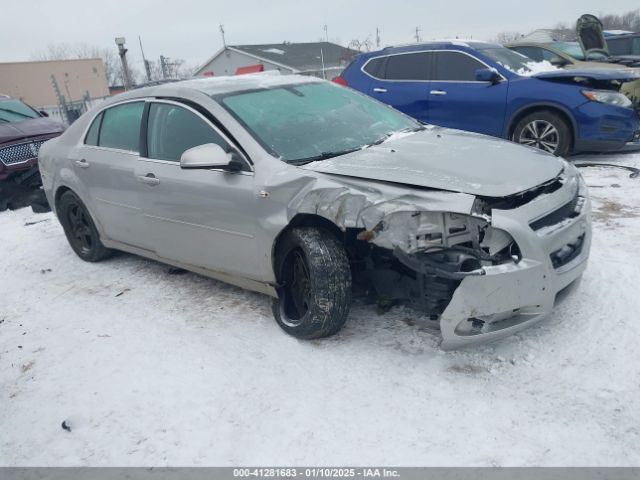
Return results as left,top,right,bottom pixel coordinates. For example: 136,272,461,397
599,9,640,31
494,31,524,43
146,57,195,81
31,43,141,86
348,37,373,52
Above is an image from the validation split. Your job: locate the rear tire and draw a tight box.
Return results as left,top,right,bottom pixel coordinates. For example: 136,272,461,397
272,227,352,339
58,191,112,262
512,110,572,157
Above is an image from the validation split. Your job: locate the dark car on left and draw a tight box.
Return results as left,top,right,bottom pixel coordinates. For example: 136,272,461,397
0,95,65,211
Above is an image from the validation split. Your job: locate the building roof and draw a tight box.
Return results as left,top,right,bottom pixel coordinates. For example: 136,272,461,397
195,42,359,75
513,29,577,44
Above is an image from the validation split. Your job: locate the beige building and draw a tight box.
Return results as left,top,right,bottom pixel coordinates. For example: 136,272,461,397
0,58,110,110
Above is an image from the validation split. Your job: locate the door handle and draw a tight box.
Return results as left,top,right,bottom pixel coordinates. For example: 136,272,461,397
430,90,447,96
74,159,89,168
373,87,387,93
137,173,160,186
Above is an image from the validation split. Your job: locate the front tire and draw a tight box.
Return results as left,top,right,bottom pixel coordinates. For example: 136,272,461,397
512,110,571,157
272,227,352,339
58,191,112,262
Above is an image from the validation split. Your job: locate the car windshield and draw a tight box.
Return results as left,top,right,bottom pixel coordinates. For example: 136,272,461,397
551,42,586,61
218,82,422,164
478,45,546,75
0,99,40,124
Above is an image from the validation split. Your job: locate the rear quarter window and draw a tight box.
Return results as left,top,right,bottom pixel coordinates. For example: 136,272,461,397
363,57,386,78
84,112,103,146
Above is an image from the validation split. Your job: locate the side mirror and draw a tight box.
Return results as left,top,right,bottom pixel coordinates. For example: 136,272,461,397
39,110,49,117
180,143,243,171
475,68,501,84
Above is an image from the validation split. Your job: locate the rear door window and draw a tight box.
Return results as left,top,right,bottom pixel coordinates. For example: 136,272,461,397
384,52,432,81
98,102,145,152
433,51,485,81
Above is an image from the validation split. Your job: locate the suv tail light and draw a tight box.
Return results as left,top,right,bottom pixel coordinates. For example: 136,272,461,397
333,76,348,86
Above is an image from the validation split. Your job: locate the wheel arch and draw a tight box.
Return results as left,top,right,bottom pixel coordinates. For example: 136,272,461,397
271,214,346,272
53,185,73,214
507,103,577,149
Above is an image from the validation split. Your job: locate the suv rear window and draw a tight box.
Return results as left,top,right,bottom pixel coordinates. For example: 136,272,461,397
385,52,432,81
433,51,485,81
363,57,386,78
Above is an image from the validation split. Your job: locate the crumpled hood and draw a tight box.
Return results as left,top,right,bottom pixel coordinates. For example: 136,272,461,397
302,128,564,198
0,117,65,145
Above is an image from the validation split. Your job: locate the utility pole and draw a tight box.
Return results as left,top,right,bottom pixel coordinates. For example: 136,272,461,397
139,36,152,82
414,27,421,43
323,24,328,42
376,27,381,48
50,74,68,124
219,24,226,48
115,37,132,90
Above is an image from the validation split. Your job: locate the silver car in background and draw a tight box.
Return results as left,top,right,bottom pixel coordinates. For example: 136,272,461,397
38,73,591,348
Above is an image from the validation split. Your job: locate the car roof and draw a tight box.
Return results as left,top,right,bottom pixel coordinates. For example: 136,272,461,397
114,72,324,101
358,40,503,59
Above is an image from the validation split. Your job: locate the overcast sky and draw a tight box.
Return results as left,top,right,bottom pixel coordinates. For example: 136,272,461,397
1,0,638,72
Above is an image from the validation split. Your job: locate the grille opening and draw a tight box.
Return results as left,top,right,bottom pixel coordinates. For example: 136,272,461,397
476,175,564,214
530,193,584,232
0,140,46,166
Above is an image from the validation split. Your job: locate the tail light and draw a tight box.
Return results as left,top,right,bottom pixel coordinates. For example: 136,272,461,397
333,76,348,86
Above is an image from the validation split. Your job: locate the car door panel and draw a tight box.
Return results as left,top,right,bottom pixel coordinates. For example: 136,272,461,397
367,52,432,123
72,102,150,249
135,101,260,280
135,161,260,279
428,51,508,137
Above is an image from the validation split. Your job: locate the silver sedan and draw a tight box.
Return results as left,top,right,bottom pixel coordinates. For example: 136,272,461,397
38,73,591,348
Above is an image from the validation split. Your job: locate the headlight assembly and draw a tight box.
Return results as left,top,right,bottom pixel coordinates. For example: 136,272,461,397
582,89,632,108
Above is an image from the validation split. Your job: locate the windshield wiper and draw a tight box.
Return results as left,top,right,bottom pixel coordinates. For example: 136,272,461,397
288,147,362,166
368,125,426,147
0,107,34,119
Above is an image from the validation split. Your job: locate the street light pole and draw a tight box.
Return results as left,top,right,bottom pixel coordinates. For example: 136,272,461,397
115,37,132,90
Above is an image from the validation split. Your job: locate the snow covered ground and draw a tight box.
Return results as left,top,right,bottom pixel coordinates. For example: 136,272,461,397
1,153,639,466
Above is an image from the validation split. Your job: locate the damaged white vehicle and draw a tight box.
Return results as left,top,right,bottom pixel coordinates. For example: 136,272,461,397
38,74,592,348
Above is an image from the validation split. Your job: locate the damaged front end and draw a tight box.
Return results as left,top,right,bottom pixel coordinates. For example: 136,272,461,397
292,161,591,348
353,209,518,320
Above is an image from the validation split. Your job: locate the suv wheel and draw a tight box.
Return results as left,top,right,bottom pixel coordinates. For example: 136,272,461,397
58,191,112,262
272,227,352,339
512,111,571,156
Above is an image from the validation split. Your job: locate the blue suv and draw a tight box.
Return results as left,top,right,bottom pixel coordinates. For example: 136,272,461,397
336,41,640,156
